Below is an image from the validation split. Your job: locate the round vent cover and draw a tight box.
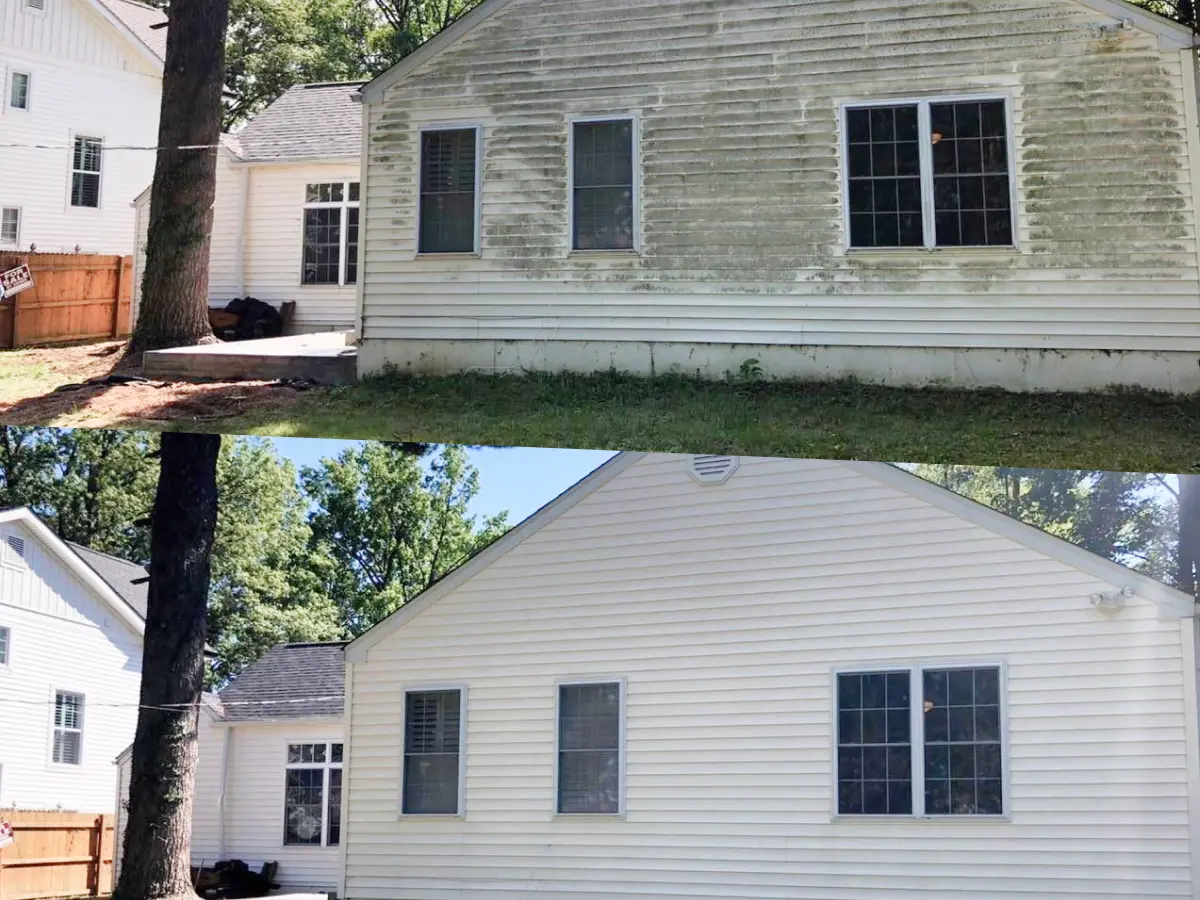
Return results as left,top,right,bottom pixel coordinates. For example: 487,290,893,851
688,455,739,485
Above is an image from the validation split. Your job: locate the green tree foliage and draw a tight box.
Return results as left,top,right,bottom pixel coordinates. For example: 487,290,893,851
303,443,508,634
1132,0,1196,28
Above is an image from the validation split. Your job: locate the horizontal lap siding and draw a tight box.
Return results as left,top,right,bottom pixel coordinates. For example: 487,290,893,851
207,151,244,303
345,455,1192,899
361,0,1200,352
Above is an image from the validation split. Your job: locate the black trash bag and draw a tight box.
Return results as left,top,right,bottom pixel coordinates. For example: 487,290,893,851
231,297,284,341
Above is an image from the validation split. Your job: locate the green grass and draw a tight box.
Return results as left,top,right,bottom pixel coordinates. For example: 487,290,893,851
210,371,1200,471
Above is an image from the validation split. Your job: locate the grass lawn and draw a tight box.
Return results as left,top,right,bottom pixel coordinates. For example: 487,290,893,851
0,342,1196,470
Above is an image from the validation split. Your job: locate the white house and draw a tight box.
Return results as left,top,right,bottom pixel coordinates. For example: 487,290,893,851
353,0,1200,394
339,453,1200,900
0,0,165,255
132,82,363,335
0,507,148,813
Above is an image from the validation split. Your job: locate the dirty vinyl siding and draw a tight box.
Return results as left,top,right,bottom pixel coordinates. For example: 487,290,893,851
361,0,1200,354
343,455,1192,900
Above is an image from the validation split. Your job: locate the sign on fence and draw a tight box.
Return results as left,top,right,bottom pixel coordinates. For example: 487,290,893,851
0,264,33,300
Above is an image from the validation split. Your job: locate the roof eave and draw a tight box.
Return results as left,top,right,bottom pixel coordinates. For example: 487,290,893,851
212,714,345,727
84,0,165,72
229,153,361,168
1080,0,1196,50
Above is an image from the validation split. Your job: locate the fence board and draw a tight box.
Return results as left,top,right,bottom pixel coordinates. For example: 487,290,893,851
0,811,113,900
0,254,133,349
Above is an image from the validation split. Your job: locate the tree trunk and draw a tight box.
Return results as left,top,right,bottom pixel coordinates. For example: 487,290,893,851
112,433,221,900
129,0,230,355
1179,474,1200,599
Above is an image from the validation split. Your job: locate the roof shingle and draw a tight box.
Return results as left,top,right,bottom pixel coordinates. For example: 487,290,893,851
231,82,364,163
68,542,148,619
217,642,347,721
94,0,168,63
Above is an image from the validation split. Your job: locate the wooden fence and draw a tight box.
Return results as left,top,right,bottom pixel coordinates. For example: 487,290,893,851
0,811,114,900
0,254,133,350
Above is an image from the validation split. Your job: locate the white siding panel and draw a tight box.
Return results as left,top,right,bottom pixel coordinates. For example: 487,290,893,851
360,0,1200,363
345,455,1193,900
0,0,159,76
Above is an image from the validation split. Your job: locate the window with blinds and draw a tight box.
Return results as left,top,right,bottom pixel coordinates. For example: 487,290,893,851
571,120,635,251
403,689,463,815
557,681,622,814
53,691,84,765
418,128,479,254
0,626,9,666
9,72,30,111
1,209,20,247
70,137,102,209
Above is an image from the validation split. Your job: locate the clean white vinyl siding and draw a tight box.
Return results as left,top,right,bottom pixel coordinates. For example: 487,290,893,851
344,454,1192,900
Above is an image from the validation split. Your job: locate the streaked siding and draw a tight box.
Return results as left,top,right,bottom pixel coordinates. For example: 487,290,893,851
345,455,1192,900
361,0,1200,356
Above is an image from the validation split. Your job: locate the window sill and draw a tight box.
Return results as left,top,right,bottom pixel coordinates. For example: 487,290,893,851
552,812,626,820
568,249,641,257
832,813,1011,824
843,246,1019,257
414,252,481,260
399,812,465,820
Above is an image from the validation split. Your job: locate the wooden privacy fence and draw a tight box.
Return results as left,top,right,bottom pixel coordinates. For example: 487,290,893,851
0,811,114,900
0,253,133,349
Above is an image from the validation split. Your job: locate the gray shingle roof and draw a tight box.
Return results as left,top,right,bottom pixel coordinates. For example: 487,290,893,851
217,642,347,721
69,542,148,619
231,82,364,163
95,0,168,63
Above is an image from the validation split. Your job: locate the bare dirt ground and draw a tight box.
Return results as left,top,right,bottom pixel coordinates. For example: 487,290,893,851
0,340,322,428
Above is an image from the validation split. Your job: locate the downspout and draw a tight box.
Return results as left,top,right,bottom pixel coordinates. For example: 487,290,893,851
352,90,368,346
216,723,233,860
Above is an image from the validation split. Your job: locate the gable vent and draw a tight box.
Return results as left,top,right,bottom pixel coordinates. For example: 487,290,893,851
24,0,46,11
4,535,25,566
688,455,739,485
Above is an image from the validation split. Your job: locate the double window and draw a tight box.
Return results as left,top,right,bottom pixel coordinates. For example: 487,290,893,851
843,97,1014,250
70,137,102,209
52,691,84,765
402,688,464,815
302,182,359,286
836,664,1004,818
9,72,30,111
283,742,343,846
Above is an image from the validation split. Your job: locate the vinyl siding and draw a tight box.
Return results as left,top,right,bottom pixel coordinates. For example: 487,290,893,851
191,717,345,893
0,521,142,813
208,149,245,303
360,0,1200,362
345,455,1193,900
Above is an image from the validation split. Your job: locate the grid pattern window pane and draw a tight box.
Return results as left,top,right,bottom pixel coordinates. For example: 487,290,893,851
0,627,8,664
846,106,922,248
10,73,29,110
71,138,101,209
572,121,634,251
923,667,1003,815
836,671,911,815
53,692,83,765
0,210,17,246
303,208,342,285
931,101,1012,247
327,768,342,846
286,743,327,764
284,768,324,845
305,183,344,204
419,129,477,254
345,208,360,285
557,682,620,814
403,690,462,814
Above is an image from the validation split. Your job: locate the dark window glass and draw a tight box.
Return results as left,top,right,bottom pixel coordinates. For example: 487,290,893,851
331,743,344,763
403,689,462,814
558,682,621,814
572,120,634,251
845,106,922,248
419,129,477,254
930,100,1012,247
303,208,341,285
284,768,324,845
71,137,102,208
837,671,911,815
327,767,342,846
306,183,344,204
923,667,1003,816
345,207,360,285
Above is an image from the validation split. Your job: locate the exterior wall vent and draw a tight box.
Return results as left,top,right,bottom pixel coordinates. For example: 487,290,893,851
688,455,738,485
4,534,25,567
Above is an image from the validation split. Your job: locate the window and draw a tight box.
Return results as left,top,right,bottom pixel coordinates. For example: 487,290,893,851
283,741,343,846
418,128,479,254
0,626,9,665
836,665,1004,818
571,119,635,251
0,209,19,247
557,681,623,815
302,181,359,286
52,691,84,765
843,97,1013,249
402,688,463,815
70,137,102,209
9,72,30,111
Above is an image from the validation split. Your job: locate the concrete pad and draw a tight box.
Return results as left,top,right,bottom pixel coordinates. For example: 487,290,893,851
143,332,357,386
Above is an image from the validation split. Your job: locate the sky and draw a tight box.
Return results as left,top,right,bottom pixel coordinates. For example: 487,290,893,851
272,438,618,524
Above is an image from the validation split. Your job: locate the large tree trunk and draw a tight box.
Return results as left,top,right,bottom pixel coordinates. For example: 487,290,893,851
113,433,221,900
1179,474,1200,599
129,0,230,355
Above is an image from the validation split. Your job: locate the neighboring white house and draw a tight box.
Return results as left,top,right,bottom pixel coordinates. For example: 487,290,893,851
0,507,149,813
132,82,363,335
354,0,1200,394
339,453,1200,900
0,0,165,255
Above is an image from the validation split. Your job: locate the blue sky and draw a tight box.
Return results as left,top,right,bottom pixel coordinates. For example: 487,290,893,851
272,439,617,524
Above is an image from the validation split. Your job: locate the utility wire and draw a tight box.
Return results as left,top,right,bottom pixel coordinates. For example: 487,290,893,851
0,142,223,151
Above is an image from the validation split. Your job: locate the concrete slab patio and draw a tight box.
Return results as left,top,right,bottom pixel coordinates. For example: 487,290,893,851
143,331,357,385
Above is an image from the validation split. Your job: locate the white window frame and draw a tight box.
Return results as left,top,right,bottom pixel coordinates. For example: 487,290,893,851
281,740,344,847
0,208,21,248
399,684,467,818
68,134,104,211
7,70,31,112
414,123,484,257
830,660,1010,821
838,94,1018,252
299,181,360,287
50,689,85,767
553,676,627,818
567,114,641,254
0,626,10,667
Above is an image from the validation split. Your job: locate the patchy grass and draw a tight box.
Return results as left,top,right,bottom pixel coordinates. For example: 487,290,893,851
0,341,124,402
